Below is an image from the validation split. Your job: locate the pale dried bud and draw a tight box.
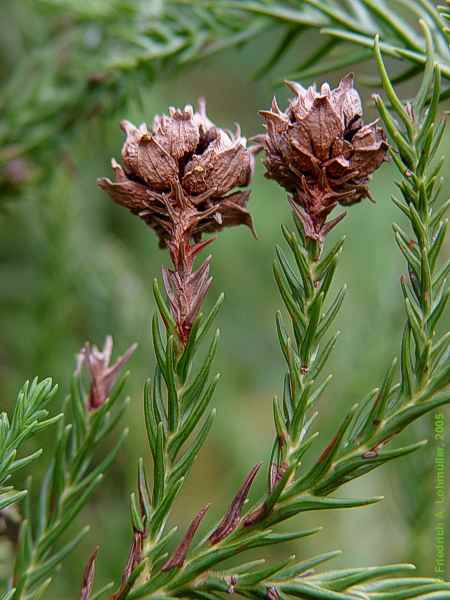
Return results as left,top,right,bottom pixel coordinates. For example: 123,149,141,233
259,74,388,239
76,336,137,411
226,575,238,593
98,100,254,247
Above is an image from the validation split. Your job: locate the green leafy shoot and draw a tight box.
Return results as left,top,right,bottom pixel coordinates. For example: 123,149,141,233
0,378,59,513
9,359,130,600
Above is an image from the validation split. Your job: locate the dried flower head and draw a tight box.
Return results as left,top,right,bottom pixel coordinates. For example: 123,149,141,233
258,74,388,239
98,99,254,248
76,336,137,411
98,100,255,344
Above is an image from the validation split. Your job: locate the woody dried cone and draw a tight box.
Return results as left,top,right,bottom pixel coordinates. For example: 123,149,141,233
258,74,388,240
98,100,254,344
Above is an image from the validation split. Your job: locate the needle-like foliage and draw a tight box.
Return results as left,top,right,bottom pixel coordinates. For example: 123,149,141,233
5,340,132,600
1,4,449,600
208,0,450,86
0,379,59,513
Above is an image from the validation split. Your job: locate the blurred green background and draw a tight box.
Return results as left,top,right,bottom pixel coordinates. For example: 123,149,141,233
1,2,449,597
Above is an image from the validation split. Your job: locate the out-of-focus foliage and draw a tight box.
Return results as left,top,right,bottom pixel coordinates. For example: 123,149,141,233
0,379,59,514
2,0,450,206
209,0,450,84
8,358,130,600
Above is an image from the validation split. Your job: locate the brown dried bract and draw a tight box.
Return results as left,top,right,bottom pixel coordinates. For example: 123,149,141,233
108,530,145,600
258,74,388,240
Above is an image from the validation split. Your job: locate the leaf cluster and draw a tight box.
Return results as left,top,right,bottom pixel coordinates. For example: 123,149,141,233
0,379,59,514
4,369,129,600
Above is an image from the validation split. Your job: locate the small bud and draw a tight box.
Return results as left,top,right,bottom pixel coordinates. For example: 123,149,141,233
76,336,137,411
2,158,34,187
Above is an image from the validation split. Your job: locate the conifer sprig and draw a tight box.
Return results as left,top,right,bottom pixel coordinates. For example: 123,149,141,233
3,0,450,206
108,283,224,600
205,0,450,86
8,340,132,600
3,6,450,596
78,36,450,600
92,101,254,600
247,21,450,511
0,379,59,514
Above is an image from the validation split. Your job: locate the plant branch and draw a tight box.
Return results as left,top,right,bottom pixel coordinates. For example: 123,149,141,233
10,352,130,600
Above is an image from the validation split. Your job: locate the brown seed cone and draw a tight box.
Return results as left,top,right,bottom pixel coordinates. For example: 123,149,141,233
258,74,388,239
97,100,255,248
97,100,255,344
